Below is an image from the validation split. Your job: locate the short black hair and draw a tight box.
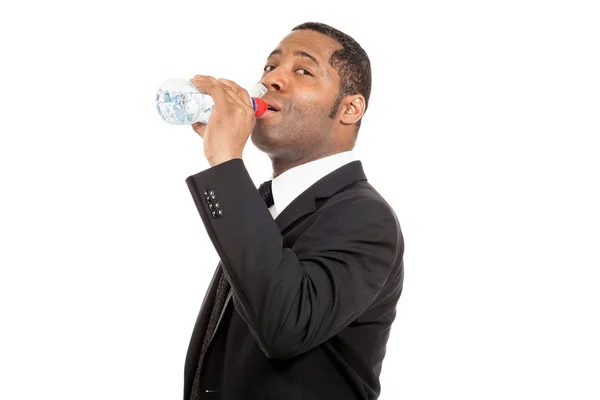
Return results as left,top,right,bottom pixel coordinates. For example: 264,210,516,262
292,22,372,133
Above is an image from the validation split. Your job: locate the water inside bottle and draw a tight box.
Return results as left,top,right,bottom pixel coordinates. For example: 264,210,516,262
156,84,214,125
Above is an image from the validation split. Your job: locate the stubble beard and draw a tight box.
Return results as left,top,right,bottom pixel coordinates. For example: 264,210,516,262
252,99,338,161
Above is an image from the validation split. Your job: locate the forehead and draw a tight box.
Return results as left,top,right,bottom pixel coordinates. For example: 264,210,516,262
270,30,341,64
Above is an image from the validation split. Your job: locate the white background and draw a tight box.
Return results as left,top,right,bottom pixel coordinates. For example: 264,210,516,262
1,0,599,399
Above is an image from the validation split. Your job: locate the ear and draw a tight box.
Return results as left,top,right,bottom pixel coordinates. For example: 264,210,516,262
339,94,366,126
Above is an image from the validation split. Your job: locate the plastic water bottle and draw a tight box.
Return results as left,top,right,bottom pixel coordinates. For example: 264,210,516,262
156,78,268,125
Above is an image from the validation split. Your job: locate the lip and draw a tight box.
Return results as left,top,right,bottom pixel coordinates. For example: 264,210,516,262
256,109,279,119
260,96,282,112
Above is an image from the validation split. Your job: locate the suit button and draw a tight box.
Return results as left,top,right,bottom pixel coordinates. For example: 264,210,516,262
212,209,223,219
206,194,217,204
209,202,220,211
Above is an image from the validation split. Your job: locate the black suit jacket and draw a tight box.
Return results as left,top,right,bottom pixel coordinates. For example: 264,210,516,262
183,159,404,400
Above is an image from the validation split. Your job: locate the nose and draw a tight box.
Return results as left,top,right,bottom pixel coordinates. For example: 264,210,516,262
263,68,288,93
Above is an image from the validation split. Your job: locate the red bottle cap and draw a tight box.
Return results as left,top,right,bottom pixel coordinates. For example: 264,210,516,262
253,98,268,117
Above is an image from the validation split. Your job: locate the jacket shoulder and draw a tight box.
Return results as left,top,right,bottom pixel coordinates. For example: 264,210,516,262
321,180,399,221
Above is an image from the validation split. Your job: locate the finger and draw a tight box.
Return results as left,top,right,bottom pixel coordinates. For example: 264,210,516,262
191,76,250,109
189,75,218,95
190,77,240,107
191,75,217,84
191,121,206,138
218,78,252,107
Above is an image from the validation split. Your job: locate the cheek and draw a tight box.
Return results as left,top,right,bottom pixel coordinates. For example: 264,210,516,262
292,90,336,116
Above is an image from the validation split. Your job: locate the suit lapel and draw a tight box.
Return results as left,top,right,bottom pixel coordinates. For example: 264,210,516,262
274,160,368,233
274,188,317,233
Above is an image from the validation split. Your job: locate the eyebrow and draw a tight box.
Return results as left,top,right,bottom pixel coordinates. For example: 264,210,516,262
268,49,321,68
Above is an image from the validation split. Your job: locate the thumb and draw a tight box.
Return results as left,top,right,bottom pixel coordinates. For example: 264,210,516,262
191,122,206,138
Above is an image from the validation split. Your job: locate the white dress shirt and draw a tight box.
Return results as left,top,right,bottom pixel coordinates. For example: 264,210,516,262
266,151,357,219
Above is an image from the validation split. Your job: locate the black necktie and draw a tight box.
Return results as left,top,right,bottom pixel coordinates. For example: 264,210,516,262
258,180,274,208
189,181,275,399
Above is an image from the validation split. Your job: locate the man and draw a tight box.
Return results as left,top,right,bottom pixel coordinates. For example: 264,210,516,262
182,22,404,400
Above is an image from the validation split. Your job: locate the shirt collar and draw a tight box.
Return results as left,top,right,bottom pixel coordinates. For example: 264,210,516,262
268,150,357,218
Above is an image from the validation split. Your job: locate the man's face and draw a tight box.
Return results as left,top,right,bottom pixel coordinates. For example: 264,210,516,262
251,29,342,158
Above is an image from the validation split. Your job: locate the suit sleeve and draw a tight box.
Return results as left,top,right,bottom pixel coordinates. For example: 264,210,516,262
185,159,400,359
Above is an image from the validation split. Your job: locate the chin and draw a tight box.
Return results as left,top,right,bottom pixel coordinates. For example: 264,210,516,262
251,126,284,151
251,129,276,153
